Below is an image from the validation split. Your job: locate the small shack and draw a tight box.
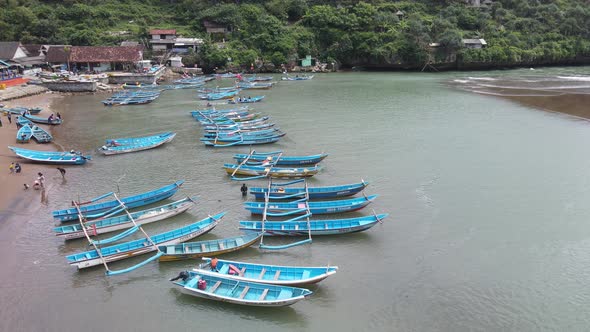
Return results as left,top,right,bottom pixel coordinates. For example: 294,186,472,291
69,46,144,72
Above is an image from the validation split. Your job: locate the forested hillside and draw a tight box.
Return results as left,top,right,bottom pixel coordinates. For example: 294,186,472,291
1,0,590,70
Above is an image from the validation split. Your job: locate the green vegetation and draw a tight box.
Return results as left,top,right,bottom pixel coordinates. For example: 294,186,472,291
1,0,590,70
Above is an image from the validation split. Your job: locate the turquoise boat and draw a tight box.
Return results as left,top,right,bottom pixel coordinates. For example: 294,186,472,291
2,106,42,115
239,214,388,236
249,181,368,200
24,113,62,125
228,96,265,104
158,232,263,261
66,212,225,270
195,258,338,286
31,125,52,143
16,116,32,127
99,132,176,155
244,195,378,215
52,180,184,222
53,197,197,240
171,270,313,307
8,146,90,165
233,151,328,166
16,124,33,143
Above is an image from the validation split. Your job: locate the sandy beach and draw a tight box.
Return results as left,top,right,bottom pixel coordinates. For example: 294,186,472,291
0,92,64,213
504,94,590,120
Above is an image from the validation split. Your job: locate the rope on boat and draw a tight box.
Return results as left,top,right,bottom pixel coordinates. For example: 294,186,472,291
73,203,111,273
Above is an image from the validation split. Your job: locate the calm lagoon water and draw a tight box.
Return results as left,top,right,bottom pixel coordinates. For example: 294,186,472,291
2,68,590,331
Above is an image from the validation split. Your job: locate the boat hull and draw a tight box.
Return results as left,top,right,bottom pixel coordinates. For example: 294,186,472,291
244,195,377,215
100,132,176,155
67,213,224,269
52,181,183,222
250,181,368,200
158,233,262,262
55,198,196,240
194,258,338,286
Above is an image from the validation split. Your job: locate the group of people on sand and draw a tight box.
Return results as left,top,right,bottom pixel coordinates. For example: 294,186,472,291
17,168,66,190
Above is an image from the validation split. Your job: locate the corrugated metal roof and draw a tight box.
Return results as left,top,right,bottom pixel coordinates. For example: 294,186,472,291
150,29,176,35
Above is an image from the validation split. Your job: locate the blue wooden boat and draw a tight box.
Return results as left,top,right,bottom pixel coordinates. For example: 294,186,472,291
233,151,328,166
196,87,239,94
102,90,161,106
171,270,313,307
244,75,273,82
31,125,52,143
2,106,42,115
281,75,314,81
54,197,197,240
223,164,320,179
195,112,260,123
236,82,274,90
202,122,275,132
203,136,281,147
16,116,32,127
66,212,225,270
195,258,338,286
52,180,184,222
228,96,265,104
239,214,388,236
244,195,378,215
99,132,176,155
24,113,62,125
16,124,33,143
203,128,284,139
158,232,263,261
8,146,90,165
249,181,368,200
199,90,240,101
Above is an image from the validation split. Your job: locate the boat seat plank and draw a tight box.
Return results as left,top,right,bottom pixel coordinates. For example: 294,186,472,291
258,268,266,279
201,243,206,252
210,281,222,293
259,289,269,301
239,286,250,299
240,267,246,277
219,242,225,250
273,270,281,280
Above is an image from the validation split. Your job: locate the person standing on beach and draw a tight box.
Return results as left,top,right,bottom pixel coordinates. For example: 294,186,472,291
37,172,45,188
7,112,11,124
9,162,15,174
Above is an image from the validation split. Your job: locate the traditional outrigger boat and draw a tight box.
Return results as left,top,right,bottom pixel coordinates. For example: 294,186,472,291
52,180,184,222
170,270,313,307
102,90,161,106
236,82,274,90
281,75,314,81
53,197,197,240
199,89,240,101
243,75,273,82
16,124,33,143
2,106,42,115
228,96,265,104
203,128,284,140
244,195,378,215
24,113,62,125
8,146,90,165
158,232,263,261
195,258,338,286
233,151,328,166
98,132,176,155
240,213,387,236
249,180,369,200
223,164,320,180
203,135,282,147
31,125,52,143
66,212,225,270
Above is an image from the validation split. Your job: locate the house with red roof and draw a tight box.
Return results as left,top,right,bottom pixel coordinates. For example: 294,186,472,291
68,46,143,72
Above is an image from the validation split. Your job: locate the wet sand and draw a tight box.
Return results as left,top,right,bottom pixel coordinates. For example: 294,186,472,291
0,93,63,213
504,94,590,120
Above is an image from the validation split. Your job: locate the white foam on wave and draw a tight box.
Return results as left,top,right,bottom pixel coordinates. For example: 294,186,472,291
557,76,590,82
467,77,496,81
453,79,469,83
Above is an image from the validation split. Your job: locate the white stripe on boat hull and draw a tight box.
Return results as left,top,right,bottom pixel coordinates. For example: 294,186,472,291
61,201,193,240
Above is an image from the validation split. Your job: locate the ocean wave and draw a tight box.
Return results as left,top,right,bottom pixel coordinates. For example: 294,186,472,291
557,76,590,81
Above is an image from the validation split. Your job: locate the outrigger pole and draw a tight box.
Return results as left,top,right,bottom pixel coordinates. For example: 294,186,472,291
259,178,313,250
